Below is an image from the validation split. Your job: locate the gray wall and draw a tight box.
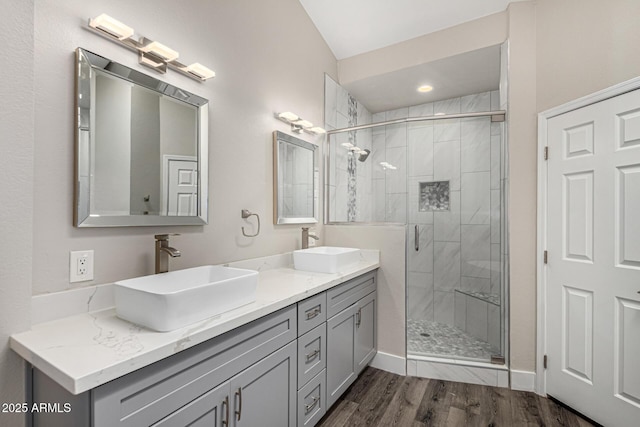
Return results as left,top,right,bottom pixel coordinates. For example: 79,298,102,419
94,73,132,214
0,1,34,426
0,2,337,425
130,87,161,216
31,0,337,297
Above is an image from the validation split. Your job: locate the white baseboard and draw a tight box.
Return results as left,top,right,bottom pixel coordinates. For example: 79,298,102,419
370,351,406,376
511,370,536,392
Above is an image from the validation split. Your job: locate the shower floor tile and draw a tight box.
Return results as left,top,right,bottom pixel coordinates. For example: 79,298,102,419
407,319,500,361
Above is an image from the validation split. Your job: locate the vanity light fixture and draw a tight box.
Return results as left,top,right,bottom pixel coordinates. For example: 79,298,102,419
89,14,134,40
186,63,216,80
278,112,299,121
275,112,326,135
293,119,313,129
86,14,215,82
139,40,180,62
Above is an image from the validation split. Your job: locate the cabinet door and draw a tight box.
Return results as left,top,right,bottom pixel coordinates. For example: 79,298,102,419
230,341,297,427
152,381,230,427
326,304,357,408
355,291,377,375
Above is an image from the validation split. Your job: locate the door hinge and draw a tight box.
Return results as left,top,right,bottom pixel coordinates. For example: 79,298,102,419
544,354,548,369
543,250,548,264
544,146,549,160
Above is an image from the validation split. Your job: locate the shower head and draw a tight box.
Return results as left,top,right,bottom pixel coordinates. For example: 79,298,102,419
357,149,371,162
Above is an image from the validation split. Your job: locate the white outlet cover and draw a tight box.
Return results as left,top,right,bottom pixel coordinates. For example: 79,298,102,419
70,250,94,283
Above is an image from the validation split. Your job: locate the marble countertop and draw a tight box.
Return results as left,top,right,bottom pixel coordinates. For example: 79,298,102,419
10,252,379,395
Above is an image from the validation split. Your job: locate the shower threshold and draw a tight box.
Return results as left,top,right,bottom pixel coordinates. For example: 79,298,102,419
407,319,500,362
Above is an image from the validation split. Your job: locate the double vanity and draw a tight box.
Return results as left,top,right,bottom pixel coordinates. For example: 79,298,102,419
11,248,379,426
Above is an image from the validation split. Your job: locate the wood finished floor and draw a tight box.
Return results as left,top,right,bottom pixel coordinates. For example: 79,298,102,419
317,367,596,427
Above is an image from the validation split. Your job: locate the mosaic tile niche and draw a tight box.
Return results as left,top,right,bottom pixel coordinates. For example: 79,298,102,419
419,181,450,212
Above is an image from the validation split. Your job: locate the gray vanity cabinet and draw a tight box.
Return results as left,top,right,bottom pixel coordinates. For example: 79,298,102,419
151,380,229,426
326,303,358,408
152,341,297,427
325,272,377,408
29,270,377,427
229,341,297,427
354,291,377,374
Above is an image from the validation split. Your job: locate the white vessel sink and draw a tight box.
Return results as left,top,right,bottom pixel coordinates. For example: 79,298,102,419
293,246,361,274
114,265,258,332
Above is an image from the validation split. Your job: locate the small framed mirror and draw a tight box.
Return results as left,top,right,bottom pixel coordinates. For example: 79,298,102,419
273,131,319,224
75,48,209,227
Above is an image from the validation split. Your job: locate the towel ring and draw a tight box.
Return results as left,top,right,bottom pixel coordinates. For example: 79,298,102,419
241,209,260,237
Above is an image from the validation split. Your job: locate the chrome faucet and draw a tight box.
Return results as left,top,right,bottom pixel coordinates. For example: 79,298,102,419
155,234,181,274
301,227,319,249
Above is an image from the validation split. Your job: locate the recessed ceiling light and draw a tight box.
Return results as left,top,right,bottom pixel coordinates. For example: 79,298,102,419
417,85,433,93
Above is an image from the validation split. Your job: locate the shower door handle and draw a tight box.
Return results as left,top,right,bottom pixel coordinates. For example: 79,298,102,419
415,225,419,251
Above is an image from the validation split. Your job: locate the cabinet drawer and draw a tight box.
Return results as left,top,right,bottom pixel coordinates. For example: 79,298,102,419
297,369,326,427
326,271,376,318
93,306,296,427
297,292,326,336
297,324,326,388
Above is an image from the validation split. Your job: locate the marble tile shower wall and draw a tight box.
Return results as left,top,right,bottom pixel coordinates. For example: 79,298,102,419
279,146,314,217
323,75,506,352
374,91,504,332
324,75,373,222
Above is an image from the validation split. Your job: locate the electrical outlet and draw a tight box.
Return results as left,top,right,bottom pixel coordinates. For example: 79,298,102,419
70,250,94,283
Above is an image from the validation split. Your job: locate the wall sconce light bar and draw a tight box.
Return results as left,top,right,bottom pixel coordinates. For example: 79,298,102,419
275,112,326,135
140,39,180,61
86,14,215,82
89,14,134,40
184,63,216,80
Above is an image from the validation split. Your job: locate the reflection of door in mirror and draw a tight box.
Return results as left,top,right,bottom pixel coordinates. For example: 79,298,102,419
163,156,197,216
75,48,208,227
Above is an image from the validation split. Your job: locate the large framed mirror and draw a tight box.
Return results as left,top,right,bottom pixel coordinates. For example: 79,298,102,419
75,48,209,227
273,131,318,224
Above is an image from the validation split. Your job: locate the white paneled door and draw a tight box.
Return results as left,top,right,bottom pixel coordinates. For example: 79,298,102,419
167,159,198,216
546,88,640,426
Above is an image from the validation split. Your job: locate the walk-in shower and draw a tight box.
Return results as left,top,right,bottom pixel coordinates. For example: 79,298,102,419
323,43,509,380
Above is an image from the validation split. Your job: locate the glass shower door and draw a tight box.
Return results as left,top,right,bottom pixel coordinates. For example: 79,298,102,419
406,115,506,363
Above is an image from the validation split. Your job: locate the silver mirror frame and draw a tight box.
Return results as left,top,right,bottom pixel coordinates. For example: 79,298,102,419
273,131,319,225
74,48,209,227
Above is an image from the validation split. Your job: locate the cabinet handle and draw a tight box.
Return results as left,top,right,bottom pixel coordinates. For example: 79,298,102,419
222,395,229,426
305,396,320,414
235,387,242,421
415,225,419,251
306,307,321,320
356,308,361,328
306,349,320,362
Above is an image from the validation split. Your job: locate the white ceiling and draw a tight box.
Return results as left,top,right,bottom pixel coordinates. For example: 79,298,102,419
299,0,520,112
344,45,501,113
299,0,525,60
